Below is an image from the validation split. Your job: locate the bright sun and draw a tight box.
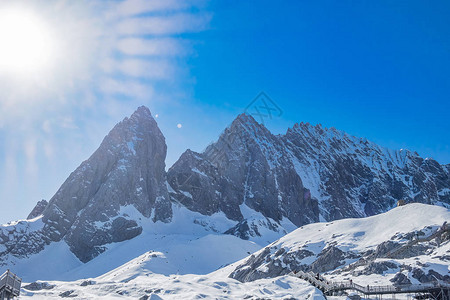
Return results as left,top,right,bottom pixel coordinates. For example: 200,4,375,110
0,8,55,74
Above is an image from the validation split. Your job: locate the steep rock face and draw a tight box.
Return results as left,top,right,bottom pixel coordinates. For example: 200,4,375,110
283,122,450,220
169,115,449,231
1,109,449,269
1,106,171,263
43,106,171,262
167,114,320,229
27,200,49,219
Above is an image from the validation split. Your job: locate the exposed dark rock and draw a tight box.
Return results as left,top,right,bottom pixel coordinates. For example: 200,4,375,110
80,280,95,286
59,290,77,297
48,106,171,262
352,261,398,276
393,244,431,259
169,115,450,241
224,217,284,240
224,220,252,240
410,267,442,283
390,272,411,285
427,269,450,283
230,244,320,282
373,241,401,258
168,114,320,232
310,246,345,273
0,106,172,264
23,281,55,290
27,200,49,219
1,108,449,270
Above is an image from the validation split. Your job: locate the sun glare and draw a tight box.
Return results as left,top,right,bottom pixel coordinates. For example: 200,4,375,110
0,8,55,74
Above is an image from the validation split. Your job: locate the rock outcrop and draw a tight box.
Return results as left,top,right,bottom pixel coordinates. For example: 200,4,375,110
167,114,320,228
229,204,450,283
27,200,48,219
1,106,171,263
1,108,449,269
42,106,171,262
283,122,450,220
169,115,450,227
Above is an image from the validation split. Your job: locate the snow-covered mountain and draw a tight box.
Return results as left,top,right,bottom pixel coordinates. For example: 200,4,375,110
0,107,293,282
167,114,317,238
18,203,449,299
282,122,449,220
170,115,450,225
230,203,449,285
1,106,449,284
1,107,172,269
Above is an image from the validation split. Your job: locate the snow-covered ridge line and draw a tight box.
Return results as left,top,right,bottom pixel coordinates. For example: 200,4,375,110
1,106,449,285
229,203,450,286
170,112,449,226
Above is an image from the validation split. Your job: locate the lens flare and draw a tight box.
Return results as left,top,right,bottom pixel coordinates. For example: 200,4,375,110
0,8,55,74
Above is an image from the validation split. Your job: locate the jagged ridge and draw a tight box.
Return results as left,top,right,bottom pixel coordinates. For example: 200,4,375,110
1,106,449,276
169,114,450,226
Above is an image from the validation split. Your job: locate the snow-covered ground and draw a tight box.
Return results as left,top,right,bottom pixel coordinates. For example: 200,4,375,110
229,203,449,294
21,253,325,299
3,202,300,283
4,203,269,282
21,271,325,299
274,203,449,255
13,203,450,299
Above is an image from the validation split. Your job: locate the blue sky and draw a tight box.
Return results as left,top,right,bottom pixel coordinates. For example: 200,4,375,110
0,0,449,224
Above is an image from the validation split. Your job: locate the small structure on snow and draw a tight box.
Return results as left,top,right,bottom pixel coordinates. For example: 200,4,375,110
0,270,22,299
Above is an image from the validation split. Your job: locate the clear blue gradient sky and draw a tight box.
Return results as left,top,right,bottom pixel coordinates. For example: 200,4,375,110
0,0,449,224
185,0,450,161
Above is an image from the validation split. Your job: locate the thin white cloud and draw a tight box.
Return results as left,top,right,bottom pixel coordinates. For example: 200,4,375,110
120,59,174,79
43,140,55,160
4,140,18,183
113,0,200,17
117,13,212,36
24,138,38,177
0,0,212,223
116,37,189,56
99,78,155,99
41,117,78,134
42,120,52,133
59,116,79,129
102,58,174,79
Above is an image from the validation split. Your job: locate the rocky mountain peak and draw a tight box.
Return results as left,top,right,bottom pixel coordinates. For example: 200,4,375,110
101,106,163,154
1,106,449,271
228,113,270,138
0,106,173,266
36,106,172,262
168,112,319,230
232,113,258,126
130,105,152,119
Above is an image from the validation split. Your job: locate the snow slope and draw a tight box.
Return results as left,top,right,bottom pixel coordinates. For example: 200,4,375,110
5,203,268,282
3,108,449,287
17,203,448,299
230,203,450,285
21,273,325,299
277,203,449,253
19,203,449,299
20,233,325,299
